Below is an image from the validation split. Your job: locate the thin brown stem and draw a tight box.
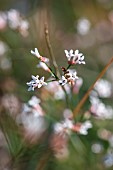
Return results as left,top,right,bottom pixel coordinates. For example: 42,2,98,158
73,57,113,117
36,151,51,170
44,23,61,77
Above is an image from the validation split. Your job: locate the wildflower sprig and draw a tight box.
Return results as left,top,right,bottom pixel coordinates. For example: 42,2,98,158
27,47,85,92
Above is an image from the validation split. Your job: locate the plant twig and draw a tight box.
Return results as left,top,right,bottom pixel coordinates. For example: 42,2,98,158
36,151,51,170
44,23,61,77
73,57,113,117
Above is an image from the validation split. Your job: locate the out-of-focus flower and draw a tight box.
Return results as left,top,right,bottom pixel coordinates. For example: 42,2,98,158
6,9,29,36
72,120,92,135
16,96,46,143
7,9,20,29
0,41,8,56
19,20,29,37
73,77,83,94
76,17,91,35
0,57,12,70
103,151,113,168
28,96,40,107
91,143,103,154
45,81,70,100
54,119,73,135
1,94,20,117
54,109,74,135
31,48,49,63
27,75,47,91
0,12,7,30
64,49,85,65
63,108,73,119
54,108,92,136
94,79,112,98
90,96,113,119
50,133,69,160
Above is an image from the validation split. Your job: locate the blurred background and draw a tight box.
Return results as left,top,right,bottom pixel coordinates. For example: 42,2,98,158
0,0,113,170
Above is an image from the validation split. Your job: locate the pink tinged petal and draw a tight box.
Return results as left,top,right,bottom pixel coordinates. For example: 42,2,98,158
38,62,49,71
41,57,49,63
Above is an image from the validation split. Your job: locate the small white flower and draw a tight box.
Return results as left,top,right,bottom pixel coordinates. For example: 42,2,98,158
64,49,85,65
59,76,67,86
31,48,49,63
26,75,47,91
67,71,79,81
37,77,47,88
31,48,41,58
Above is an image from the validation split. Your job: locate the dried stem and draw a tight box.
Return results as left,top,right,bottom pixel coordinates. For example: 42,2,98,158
73,57,113,117
36,151,51,170
44,23,60,77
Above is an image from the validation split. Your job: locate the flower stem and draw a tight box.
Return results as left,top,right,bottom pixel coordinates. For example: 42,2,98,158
73,57,113,117
66,64,71,70
43,62,59,79
44,23,61,77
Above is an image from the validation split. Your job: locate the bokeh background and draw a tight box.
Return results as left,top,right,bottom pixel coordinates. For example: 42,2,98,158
0,0,113,170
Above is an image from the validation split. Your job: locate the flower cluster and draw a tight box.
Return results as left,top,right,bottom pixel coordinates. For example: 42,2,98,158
54,109,92,136
64,49,85,65
27,48,85,91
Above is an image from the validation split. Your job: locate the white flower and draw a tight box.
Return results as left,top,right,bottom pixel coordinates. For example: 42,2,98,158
64,49,85,65
31,48,41,58
94,79,112,98
19,20,29,37
37,77,47,88
59,76,67,86
7,9,20,29
67,71,79,81
26,75,47,91
37,61,50,72
31,48,49,63
54,122,64,134
59,70,79,86
79,120,92,135
28,96,40,107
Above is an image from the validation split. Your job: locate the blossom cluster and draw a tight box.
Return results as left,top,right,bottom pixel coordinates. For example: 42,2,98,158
27,48,85,91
